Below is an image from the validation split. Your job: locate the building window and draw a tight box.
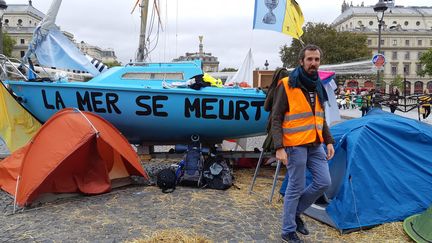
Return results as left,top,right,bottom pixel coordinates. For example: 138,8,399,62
20,51,25,58
392,21,397,25
367,39,372,45
405,52,410,60
427,81,432,93
380,39,384,45
430,40,432,46
404,21,409,26
20,39,25,44
392,39,397,46
29,20,32,25
418,52,423,59
392,51,397,60
416,64,422,73
17,19,23,26
418,39,422,46
404,64,410,75
391,64,398,76
405,40,410,46
4,19,8,24
414,81,423,94
357,21,362,26
404,81,411,95
416,21,421,26
369,21,373,26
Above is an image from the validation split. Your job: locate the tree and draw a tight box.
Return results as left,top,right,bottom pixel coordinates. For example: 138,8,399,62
390,74,404,91
221,67,238,72
417,48,432,77
2,32,16,57
280,22,371,68
104,60,122,68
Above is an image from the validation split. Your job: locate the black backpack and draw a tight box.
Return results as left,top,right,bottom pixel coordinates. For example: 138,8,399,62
157,168,177,193
202,155,233,190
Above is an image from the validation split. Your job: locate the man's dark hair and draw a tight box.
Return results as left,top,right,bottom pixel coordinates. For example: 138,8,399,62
298,44,323,61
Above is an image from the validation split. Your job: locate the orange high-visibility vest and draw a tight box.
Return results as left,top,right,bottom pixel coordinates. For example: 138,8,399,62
280,77,324,146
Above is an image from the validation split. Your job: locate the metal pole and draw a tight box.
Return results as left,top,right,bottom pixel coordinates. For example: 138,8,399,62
136,0,149,62
376,20,382,92
403,73,407,112
0,18,3,55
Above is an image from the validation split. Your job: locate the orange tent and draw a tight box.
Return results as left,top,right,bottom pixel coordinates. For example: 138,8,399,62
0,108,149,207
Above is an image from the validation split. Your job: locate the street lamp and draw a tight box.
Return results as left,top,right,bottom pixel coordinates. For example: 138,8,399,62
374,0,388,92
0,0,8,55
264,60,269,70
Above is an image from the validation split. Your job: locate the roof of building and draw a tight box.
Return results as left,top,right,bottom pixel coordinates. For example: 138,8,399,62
5,4,45,19
332,6,432,26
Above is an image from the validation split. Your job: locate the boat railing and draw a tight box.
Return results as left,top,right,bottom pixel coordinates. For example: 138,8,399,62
0,55,93,82
125,60,201,68
0,54,32,81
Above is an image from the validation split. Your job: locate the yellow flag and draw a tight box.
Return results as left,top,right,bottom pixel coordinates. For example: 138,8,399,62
253,0,305,39
0,83,41,152
282,0,304,39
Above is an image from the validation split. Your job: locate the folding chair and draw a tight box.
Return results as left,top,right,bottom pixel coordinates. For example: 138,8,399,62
249,67,288,203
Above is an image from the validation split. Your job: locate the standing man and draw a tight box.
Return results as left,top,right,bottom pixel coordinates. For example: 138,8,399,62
271,44,335,243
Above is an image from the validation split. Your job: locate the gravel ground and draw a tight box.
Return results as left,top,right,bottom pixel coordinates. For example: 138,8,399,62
0,162,288,243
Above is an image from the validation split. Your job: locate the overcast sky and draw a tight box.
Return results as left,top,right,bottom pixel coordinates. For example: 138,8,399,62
6,0,432,69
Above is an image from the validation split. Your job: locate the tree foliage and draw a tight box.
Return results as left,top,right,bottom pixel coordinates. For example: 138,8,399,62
2,32,16,57
221,67,238,72
104,60,122,68
280,22,371,68
390,74,404,91
417,48,432,77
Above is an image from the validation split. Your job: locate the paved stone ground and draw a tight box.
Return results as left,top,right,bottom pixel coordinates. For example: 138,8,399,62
0,162,347,243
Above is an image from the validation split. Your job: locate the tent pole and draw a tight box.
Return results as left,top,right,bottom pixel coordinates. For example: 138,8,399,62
13,175,20,214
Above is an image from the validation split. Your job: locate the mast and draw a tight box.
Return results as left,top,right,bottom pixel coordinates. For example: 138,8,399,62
136,0,149,62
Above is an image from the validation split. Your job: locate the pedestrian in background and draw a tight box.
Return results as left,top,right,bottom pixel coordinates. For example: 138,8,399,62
389,87,399,113
271,44,334,243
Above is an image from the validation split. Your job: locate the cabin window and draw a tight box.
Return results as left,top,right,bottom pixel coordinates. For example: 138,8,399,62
122,72,184,80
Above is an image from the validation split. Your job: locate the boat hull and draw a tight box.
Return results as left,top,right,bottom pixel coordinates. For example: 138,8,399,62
5,81,268,145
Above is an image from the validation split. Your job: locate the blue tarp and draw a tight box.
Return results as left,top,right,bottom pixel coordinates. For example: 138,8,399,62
283,109,432,231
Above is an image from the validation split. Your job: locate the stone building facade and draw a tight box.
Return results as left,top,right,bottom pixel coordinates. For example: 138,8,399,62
173,36,220,72
333,0,432,94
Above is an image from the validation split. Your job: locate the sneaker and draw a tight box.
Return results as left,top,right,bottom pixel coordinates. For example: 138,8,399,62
295,215,309,235
281,232,304,243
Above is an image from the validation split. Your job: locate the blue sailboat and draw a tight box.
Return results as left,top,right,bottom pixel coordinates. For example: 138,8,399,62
1,0,267,145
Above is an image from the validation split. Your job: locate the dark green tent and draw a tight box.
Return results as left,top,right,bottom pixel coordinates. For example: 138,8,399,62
403,205,432,243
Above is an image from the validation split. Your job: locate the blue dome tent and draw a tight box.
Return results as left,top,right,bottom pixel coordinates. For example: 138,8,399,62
303,109,432,233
